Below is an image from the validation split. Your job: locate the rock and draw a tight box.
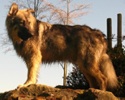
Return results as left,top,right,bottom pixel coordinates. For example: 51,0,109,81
0,84,123,100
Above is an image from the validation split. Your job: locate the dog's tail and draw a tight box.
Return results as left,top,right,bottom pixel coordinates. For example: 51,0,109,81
100,54,118,90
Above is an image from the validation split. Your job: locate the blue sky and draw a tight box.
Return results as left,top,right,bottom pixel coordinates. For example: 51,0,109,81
0,0,125,92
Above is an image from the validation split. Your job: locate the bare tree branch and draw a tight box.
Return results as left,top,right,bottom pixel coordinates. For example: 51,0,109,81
45,0,90,24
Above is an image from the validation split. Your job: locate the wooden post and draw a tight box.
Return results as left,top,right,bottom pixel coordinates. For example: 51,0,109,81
107,18,112,49
117,13,122,48
62,0,70,86
63,62,67,86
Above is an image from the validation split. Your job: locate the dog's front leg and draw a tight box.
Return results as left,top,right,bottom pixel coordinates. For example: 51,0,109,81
23,51,42,87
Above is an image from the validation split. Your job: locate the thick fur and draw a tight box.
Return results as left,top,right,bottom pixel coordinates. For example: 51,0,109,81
6,3,118,90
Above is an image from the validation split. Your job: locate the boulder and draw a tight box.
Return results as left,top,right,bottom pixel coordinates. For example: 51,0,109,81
0,84,122,100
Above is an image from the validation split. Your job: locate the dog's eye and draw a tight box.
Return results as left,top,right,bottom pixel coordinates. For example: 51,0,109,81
20,20,25,25
28,21,31,24
23,21,25,25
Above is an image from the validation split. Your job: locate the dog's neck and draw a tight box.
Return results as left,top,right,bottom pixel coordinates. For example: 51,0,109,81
37,20,52,33
36,20,52,39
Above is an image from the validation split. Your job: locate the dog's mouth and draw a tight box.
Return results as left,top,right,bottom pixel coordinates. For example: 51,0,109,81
18,26,33,41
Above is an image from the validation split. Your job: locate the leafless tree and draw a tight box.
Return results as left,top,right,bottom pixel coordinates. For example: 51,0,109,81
45,0,89,24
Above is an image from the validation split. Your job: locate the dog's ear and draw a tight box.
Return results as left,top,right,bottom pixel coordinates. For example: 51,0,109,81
27,9,35,16
9,3,18,15
27,9,35,13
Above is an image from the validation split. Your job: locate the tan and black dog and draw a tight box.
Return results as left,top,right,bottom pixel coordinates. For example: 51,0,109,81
6,3,118,90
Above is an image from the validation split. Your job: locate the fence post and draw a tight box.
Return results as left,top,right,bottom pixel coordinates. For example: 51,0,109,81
117,13,122,48
107,18,112,49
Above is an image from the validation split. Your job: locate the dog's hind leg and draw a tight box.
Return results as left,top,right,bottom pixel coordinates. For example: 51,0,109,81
86,66,107,90
82,72,99,89
77,59,107,90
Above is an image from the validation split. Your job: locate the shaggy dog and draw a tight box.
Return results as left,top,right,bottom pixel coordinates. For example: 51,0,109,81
6,3,118,90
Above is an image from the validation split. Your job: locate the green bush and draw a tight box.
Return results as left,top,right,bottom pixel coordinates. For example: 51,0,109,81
108,46,125,97
66,66,89,89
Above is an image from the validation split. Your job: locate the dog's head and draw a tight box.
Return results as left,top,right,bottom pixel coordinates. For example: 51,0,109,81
6,3,37,41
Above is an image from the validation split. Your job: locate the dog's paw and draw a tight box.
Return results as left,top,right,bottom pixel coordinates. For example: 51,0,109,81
17,84,27,90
